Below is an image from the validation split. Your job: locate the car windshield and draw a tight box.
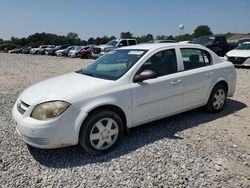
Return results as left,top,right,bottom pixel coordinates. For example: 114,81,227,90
107,40,118,46
76,46,83,51
83,46,90,50
66,46,73,50
71,47,77,51
236,43,250,50
79,49,148,80
191,36,214,44
238,39,250,44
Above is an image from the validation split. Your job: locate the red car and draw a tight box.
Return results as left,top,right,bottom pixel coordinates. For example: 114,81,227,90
77,45,95,59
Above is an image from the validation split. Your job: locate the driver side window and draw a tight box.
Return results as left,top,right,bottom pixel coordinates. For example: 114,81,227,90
119,40,128,47
139,49,178,77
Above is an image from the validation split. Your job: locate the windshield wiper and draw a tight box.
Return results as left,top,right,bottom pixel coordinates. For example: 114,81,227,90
83,72,97,77
79,70,100,78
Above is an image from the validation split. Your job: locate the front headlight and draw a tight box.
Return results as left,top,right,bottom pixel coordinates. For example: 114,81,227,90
31,101,70,120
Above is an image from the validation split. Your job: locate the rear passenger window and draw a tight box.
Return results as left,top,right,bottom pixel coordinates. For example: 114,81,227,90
128,40,136,45
180,48,211,70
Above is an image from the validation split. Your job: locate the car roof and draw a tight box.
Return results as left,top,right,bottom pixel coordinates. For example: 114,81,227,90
112,39,136,41
120,43,204,51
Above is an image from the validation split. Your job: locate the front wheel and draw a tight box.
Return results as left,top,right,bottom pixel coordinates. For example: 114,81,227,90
79,110,123,155
206,84,227,113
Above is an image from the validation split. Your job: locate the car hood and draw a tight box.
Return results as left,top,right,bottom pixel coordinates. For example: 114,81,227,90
31,48,40,50
69,50,77,53
56,49,64,53
20,72,114,105
97,45,114,49
227,50,250,57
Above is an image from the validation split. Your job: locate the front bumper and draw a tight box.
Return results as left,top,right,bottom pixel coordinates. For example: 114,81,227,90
68,53,76,57
91,51,105,58
227,56,250,67
12,99,87,149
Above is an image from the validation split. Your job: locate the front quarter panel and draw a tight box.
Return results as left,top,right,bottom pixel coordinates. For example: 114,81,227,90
72,83,133,140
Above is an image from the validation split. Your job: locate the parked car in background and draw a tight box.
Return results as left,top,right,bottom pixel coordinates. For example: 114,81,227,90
30,45,53,54
76,45,95,59
22,47,32,54
190,34,237,57
12,43,236,155
237,38,250,45
45,45,71,56
55,46,74,56
225,42,250,67
68,46,84,57
8,47,24,54
179,41,190,44
147,40,176,43
92,39,137,58
36,45,54,55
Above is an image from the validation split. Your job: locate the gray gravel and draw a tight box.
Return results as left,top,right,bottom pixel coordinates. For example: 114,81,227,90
0,53,250,187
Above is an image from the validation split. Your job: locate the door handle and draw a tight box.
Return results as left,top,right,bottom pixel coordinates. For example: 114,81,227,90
171,79,182,85
205,72,214,77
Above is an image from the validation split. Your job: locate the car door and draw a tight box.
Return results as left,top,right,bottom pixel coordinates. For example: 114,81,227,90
130,49,183,125
178,48,215,110
118,40,128,47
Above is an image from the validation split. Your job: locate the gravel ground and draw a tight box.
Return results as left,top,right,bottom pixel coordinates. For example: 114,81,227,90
0,53,250,187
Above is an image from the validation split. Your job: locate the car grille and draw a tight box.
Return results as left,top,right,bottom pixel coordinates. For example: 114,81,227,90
92,47,101,54
228,57,247,65
17,100,30,115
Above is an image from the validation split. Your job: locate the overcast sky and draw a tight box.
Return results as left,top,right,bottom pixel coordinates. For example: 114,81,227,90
0,0,249,40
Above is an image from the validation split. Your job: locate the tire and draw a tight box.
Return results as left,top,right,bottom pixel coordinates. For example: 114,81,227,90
86,53,92,59
206,84,227,113
79,110,124,155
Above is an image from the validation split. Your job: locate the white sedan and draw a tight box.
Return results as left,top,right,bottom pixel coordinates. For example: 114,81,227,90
68,46,84,57
12,43,236,155
225,42,250,67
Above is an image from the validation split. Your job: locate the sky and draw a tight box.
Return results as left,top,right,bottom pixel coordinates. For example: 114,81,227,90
0,0,249,40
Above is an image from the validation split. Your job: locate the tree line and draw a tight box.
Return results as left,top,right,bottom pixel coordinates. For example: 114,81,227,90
0,25,241,51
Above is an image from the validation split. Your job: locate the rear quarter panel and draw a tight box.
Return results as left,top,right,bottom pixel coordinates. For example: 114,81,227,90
207,61,236,101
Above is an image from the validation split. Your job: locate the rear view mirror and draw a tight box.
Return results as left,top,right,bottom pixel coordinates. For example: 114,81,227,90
118,43,124,47
134,70,157,83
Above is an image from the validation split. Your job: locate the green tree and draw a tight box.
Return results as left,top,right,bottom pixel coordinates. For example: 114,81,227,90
66,32,78,39
136,35,147,43
156,35,168,40
176,34,192,42
101,35,110,44
120,31,133,39
88,37,95,44
80,40,88,46
193,25,213,38
95,37,102,45
66,32,81,45
136,34,154,43
110,36,116,40
224,32,234,39
146,34,154,41
167,35,175,40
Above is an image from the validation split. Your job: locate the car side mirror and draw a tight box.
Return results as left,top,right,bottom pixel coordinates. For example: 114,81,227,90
118,43,124,47
134,70,158,83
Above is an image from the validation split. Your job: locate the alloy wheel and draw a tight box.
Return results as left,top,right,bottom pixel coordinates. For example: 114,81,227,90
213,89,226,110
89,118,119,150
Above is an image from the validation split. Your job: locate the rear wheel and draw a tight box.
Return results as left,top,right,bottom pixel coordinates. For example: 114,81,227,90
86,53,92,59
79,110,123,155
206,84,227,113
